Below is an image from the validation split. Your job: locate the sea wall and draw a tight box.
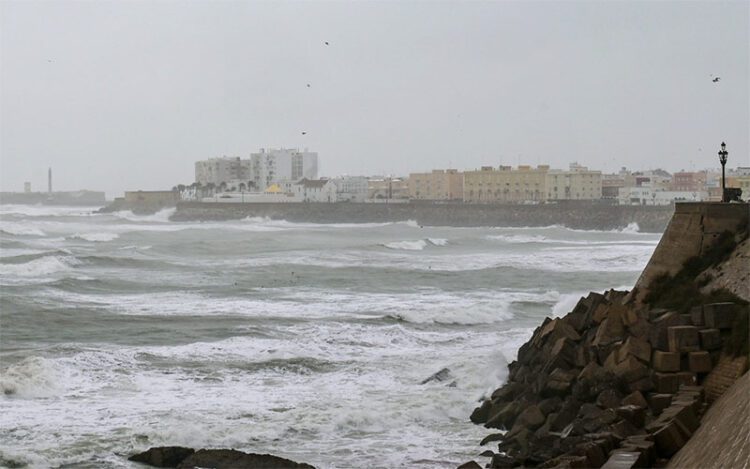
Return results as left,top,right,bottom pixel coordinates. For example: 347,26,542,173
463,202,749,469
170,201,674,232
632,203,749,303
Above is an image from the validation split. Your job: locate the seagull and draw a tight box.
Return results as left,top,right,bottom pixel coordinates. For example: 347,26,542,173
306,83,311,88
712,77,720,83
301,131,307,135
324,41,329,46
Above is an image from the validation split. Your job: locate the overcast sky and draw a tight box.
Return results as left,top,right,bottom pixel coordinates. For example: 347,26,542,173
1,1,748,197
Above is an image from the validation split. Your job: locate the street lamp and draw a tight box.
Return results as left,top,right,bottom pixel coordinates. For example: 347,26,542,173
718,142,728,202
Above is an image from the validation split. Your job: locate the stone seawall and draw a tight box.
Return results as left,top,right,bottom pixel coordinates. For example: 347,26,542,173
463,202,749,469
170,201,674,232
632,203,749,302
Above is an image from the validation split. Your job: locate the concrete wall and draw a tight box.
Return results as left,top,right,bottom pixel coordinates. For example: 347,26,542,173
170,200,674,232
632,202,750,301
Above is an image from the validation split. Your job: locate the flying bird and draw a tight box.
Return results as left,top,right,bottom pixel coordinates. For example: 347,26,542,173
306,83,311,88
712,77,720,83
301,131,307,135
325,41,329,45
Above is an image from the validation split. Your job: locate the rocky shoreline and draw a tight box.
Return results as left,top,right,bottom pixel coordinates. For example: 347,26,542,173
462,204,749,469
169,201,673,232
128,447,315,469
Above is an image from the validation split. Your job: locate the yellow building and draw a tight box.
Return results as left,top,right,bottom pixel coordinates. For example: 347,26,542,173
408,169,463,200
546,164,602,200
367,177,410,200
463,165,549,203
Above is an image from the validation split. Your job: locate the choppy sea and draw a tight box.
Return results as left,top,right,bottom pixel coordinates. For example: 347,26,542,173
0,204,660,468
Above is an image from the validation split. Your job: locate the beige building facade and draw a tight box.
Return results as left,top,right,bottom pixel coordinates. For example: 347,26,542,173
463,165,548,203
408,169,463,200
546,164,602,201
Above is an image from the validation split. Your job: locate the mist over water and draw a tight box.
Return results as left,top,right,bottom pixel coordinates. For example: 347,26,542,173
0,205,660,468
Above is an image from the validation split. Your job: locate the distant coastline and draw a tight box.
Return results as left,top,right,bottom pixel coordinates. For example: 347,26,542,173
169,201,674,232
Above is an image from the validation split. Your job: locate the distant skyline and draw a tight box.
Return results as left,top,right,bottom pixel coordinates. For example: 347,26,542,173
1,1,748,198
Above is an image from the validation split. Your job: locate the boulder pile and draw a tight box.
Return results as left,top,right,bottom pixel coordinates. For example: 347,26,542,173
468,291,748,468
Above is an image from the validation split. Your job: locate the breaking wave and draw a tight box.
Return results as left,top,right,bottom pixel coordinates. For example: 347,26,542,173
68,232,120,242
0,357,61,398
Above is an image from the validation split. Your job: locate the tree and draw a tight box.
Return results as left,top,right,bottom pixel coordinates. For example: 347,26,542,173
239,182,246,192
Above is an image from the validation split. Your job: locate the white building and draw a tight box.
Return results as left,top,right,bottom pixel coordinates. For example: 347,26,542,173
250,148,318,190
618,186,707,205
195,149,318,190
293,178,336,203
331,176,369,202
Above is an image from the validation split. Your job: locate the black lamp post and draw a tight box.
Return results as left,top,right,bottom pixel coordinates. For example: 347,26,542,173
718,142,728,202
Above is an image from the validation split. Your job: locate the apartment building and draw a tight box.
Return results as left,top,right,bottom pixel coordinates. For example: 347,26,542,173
463,165,548,203
194,157,252,186
408,169,463,201
368,177,409,200
546,164,602,201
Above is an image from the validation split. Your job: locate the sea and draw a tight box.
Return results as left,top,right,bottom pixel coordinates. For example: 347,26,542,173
0,204,661,468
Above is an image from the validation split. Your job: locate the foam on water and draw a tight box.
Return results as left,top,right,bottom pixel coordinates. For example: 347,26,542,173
0,255,76,278
0,207,658,467
0,224,46,237
0,357,62,398
383,239,429,250
68,232,120,242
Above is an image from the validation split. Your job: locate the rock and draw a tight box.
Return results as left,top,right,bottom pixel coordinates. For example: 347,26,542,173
651,419,691,457
615,405,646,427
176,449,315,469
514,404,546,430
129,447,195,467
652,350,680,372
676,371,697,387
621,390,648,409
457,461,483,469
491,382,523,402
593,312,626,346
652,372,680,394
479,433,504,446
470,400,493,424
688,351,712,373
538,397,562,416
667,326,700,353
543,368,577,397
616,337,651,364
489,453,518,468
611,419,640,439
703,302,739,329
596,389,622,409
456,461,481,469
485,400,523,429
690,305,704,327
613,355,649,384
648,311,683,351
421,367,453,384
648,393,673,415
698,328,722,350
600,450,641,469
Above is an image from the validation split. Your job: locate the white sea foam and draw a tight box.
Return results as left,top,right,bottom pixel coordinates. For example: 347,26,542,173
383,239,428,250
0,224,46,237
111,207,176,222
68,232,120,242
620,222,640,233
427,238,448,246
0,357,62,398
550,292,589,318
0,255,76,278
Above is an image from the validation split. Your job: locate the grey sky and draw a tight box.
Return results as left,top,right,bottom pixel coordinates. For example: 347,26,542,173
1,0,748,198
